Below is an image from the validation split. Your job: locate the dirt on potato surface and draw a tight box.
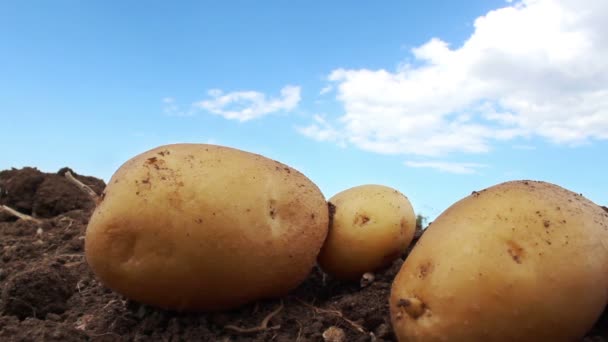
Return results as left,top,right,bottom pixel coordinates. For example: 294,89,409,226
0,167,607,342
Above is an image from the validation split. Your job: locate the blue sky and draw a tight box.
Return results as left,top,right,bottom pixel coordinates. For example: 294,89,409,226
2,0,607,220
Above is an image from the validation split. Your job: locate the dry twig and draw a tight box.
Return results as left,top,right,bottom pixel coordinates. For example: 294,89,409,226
59,216,75,231
0,205,42,224
102,299,119,309
224,301,284,334
295,320,303,342
64,171,100,204
295,298,367,334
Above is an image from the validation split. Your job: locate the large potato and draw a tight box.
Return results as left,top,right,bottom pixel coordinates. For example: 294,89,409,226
390,180,608,341
318,184,416,280
85,144,329,311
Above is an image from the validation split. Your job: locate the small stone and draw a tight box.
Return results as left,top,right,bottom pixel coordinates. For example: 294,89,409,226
136,305,147,318
360,272,375,288
322,326,346,342
46,312,61,321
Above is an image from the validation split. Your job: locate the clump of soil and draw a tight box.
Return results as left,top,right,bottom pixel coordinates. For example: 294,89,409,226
0,167,607,341
0,315,88,342
0,167,105,219
1,261,76,320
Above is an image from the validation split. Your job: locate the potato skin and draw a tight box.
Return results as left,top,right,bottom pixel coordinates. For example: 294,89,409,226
85,144,329,311
318,184,416,280
390,180,608,342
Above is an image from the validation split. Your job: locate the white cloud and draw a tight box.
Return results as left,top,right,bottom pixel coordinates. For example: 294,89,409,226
405,161,488,174
297,115,345,146
304,0,608,156
320,85,333,95
195,85,301,121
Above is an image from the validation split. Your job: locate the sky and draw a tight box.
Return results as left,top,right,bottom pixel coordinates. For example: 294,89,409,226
1,0,607,221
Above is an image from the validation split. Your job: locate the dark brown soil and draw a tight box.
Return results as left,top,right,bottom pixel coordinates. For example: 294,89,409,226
0,167,607,341
0,167,104,219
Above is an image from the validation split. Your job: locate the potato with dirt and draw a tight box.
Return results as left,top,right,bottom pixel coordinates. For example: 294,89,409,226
390,180,608,341
318,184,416,280
84,144,329,311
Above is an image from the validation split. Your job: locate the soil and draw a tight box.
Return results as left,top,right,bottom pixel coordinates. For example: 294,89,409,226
0,167,607,341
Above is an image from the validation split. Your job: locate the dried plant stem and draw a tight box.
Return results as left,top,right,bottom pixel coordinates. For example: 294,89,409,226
295,298,367,334
64,171,100,204
295,320,303,342
0,205,42,224
224,301,284,334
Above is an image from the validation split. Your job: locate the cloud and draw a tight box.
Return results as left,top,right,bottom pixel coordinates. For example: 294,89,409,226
320,85,333,95
305,0,608,156
405,161,488,174
194,85,301,121
297,115,346,146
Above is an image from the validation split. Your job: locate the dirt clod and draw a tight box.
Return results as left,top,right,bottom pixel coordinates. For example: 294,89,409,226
0,167,105,219
1,261,76,320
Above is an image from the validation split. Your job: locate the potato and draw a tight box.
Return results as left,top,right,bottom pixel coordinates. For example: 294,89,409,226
317,184,416,280
390,180,608,341
85,144,329,311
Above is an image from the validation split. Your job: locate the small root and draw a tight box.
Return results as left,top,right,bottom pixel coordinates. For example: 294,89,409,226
295,320,303,342
102,299,118,309
75,314,94,331
224,301,284,334
89,332,122,338
0,205,42,224
55,253,85,258
61,217,74,231
295,298,367,334
65,171,100,204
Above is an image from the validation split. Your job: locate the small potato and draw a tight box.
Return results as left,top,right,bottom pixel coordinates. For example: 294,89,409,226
85,144,329,311
317,184,416,280
390,180,608,341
